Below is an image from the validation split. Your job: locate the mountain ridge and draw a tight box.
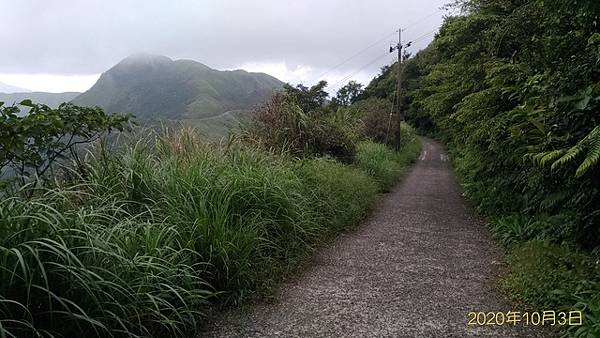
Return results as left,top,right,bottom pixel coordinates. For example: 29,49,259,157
72,54,283,120
0,81,31,94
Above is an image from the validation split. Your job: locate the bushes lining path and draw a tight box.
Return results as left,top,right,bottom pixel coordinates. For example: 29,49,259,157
0,129,419,337
202,138,548,337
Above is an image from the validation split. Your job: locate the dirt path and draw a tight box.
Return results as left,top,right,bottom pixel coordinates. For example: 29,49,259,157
202,138,549,337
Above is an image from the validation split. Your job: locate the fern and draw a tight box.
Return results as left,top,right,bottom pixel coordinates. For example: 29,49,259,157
530,149,566,166
551,145,584,171
533,126,600,177
575,126,600,177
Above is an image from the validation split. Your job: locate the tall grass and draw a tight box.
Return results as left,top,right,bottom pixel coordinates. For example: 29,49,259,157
0,127,418,337
0,187,211,337
354,124,420,191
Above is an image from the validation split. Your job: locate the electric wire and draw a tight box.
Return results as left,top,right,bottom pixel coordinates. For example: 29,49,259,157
312,8,446,84
312,31,397,82
401,8,443,31
407,27,440,45
329,51,392,89
314,8,447,92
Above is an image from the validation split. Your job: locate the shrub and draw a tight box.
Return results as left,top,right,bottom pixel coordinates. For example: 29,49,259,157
491,214,581,248
350,98,397,146
0,101,130,186
244,92,359,161
0,127,396,336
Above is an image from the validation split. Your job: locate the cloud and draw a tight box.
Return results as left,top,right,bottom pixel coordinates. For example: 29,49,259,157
0,0,449,92
237,59,394,95
237,62,315,85
0,73,100,93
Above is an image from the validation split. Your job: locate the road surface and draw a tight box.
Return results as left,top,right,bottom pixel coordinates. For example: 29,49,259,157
202,138,549,338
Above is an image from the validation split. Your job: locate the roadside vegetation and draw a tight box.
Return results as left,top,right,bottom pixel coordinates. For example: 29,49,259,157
0,81,419,336
360,0,599,336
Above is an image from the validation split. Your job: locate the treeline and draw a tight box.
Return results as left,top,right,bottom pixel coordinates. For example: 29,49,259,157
362,0,599,336
0,82,419,336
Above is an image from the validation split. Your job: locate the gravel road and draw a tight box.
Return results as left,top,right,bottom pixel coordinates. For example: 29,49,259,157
201,138,550,338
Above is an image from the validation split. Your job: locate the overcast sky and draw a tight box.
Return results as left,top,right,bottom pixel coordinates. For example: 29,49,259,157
0,0,450,94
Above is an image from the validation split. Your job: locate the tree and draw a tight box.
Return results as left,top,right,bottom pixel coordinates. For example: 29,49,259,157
0,100,131,184
333,81,364,106
358,0,600,247
283,80,329,113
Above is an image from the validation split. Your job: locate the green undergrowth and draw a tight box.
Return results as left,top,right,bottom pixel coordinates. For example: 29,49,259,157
505,241,600,337
451,147,600,338
0,128,419,337
354,124,420,191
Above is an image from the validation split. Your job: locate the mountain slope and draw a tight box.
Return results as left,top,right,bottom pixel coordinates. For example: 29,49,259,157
0,81,30,93
0,91,80,108
72,54,283,120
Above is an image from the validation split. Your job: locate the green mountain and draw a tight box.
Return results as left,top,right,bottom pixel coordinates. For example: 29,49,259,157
0,91,80,108
72,54,283,121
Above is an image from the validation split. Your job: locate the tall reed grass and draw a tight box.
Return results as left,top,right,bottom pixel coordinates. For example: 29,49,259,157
0,127,418,337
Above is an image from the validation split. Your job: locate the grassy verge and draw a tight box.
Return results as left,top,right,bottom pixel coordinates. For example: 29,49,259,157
504,241,600,337
354,123,421,191
0,128,419,337
450,147,600,338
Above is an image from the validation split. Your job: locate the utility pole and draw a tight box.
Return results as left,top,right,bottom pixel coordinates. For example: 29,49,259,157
395,28,402,151
389,28,411,150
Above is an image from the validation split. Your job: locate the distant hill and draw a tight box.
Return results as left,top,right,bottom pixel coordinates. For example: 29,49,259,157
0,81,31,94
0,91,80,108
72,54,283,121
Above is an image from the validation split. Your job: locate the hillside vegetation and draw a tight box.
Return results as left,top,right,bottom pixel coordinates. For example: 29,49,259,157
0,81,419,337
362,0,599,336
72,54,283,121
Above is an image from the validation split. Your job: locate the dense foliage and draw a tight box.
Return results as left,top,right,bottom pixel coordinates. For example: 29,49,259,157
0,101,130,185
332,81,364,106
242,92,359,161
0,91,420,336
245,81,410,161
362,0,599,336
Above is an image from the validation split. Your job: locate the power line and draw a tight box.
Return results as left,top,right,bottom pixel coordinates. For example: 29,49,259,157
329,27,441,90
401,8,443,31
329,51,392,89
407,27,440,44
312,30,397,82
312,8,446,84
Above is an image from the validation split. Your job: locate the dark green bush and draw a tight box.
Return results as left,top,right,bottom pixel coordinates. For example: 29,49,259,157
0,101,130,185
357,1,600,335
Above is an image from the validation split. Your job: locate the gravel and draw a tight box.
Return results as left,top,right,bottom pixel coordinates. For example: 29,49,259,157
201,138,551,338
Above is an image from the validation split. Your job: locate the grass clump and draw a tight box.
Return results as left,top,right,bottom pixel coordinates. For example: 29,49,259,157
0,187,211,337
354,124,420,191
296,158,378,231
0,126,418,337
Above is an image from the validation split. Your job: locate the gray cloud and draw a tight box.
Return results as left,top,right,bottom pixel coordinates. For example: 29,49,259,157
1,0,449,88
